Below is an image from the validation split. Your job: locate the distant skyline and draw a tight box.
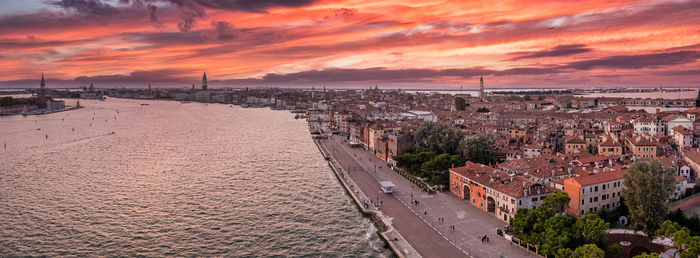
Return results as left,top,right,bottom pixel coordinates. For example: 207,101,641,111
1,0,699,89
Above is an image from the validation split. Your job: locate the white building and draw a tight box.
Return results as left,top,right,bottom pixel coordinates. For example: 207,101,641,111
665,114,693,136
673,126,694,149
405,110,437,122
195,91,211,102
633,117,666,137
523,143,543,158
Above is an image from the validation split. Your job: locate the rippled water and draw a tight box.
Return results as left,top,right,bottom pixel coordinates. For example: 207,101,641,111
0,98,390,257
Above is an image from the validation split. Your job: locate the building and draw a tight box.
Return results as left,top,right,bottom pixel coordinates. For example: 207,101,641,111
195,91,211,102
597,134,622,157
479,75,485,100
80,83,103,99
563,167,626,217
633,117,665,137
672,176,689,201
202,72,208,91
625,133,657,159
401,110,437,122
386,133,413,165
664,114,693,135
450,162,554,223
673,126,694,150
523,143,543,158
564,135,587,154
39,73,46,102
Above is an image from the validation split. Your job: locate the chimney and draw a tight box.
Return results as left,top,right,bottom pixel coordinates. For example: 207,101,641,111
452,163,455,169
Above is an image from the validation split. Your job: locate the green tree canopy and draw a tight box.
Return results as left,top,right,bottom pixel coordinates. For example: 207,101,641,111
415,122,465,155
576,212,609,244
555,248,574,258
621,160,675,236
572,244,605,258
539,214,578,256
454,97,466,111
421,153,465,172
606,244,622,258
393,147,435,173
542,190,571,213
655,221,700,258
460,133,496,165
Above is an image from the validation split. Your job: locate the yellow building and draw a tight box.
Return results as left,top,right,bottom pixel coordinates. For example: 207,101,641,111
597,135,622,157
625,133,657,159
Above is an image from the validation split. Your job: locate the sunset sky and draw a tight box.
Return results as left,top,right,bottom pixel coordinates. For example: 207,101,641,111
1,0,699,89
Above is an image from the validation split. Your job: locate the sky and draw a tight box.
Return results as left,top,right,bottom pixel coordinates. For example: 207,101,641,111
0,0,699,89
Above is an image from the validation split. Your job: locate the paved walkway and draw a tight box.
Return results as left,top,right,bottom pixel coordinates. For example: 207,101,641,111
322,136,537,258
669,192,700,211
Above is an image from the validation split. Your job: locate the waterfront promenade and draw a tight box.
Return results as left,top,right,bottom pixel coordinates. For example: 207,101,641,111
320,135,538,258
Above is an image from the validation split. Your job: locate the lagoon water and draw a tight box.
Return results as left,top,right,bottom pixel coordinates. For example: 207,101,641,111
0,98,390,256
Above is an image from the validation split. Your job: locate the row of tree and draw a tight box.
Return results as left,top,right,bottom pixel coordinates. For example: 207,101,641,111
393,122,496,186
509,191,611,257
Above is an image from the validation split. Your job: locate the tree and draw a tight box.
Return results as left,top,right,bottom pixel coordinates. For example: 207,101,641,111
0,96,16,107
455,97,466,111
572,244,605,258
606,244,622,258
460,134,496,165
633,253,659,258
621,160,675,236
576,212,609,244
656,221,700,258
542,190,571,213
415,122,435,149
414,122,465,155
511,208,535,235
524,95,532,100
656,220,688,238
393,147,436,173
476,107,490,112
510,191,578,255
556,248,574,258
421,153,465,172
539,214,578,256
667,208,700,236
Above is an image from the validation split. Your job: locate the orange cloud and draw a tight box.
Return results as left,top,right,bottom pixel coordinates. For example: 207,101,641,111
0,0,699,88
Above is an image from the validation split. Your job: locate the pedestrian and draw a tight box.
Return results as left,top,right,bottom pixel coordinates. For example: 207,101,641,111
424,211,427,215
